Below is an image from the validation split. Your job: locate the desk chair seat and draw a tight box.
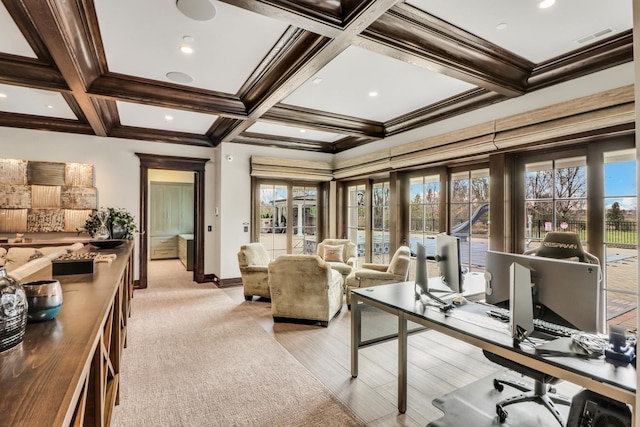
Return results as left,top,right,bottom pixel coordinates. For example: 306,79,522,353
483,351,571,425
485,231,599,425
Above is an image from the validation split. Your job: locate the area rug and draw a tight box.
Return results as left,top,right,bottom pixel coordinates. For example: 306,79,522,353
111,261,364,427
428,371,577,427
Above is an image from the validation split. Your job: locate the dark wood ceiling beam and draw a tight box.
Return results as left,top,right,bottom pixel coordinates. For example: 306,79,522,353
355,3,533,97
16,0,113,136
89,74,247,119
385,88,506,136
262,104,384,138
217,0,344,37
0,111,93,135
333,135,379,152
213,0,399,144
527,30,633,91
0,54,68,91
109,126,213,147
231,133,334,153
207,117,248,147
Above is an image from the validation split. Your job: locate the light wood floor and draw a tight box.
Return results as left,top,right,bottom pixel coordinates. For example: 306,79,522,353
152,260,580,426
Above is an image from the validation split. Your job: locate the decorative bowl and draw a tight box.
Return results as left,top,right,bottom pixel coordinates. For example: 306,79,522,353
89,239,126,249
22,280,63,323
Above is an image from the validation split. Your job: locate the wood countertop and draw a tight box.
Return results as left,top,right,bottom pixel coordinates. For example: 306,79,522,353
0,241,134,427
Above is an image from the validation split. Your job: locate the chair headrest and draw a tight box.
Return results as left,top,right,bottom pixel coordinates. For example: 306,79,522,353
534,232,587,261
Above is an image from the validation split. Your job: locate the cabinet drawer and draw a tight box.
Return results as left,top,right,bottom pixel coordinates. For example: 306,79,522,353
150,236,178,259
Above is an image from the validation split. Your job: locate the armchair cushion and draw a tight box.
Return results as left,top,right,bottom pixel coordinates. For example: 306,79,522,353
268,255,343,326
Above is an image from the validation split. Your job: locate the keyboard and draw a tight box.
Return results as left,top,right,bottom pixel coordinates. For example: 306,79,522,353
486,307,579,338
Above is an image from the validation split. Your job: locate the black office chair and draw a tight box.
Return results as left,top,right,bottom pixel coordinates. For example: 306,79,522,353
484,232,599,425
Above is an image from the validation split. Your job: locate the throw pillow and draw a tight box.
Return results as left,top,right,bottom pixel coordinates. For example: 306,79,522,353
323,244,344,262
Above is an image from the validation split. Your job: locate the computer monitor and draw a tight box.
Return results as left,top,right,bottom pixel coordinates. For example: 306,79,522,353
509,261,534,340
435,233,464,294
485,250,603,333
415,242,428,295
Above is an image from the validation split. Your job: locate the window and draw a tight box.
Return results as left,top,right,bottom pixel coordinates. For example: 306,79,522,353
346,183,366,265
524,157,587,244
259,183,288,259
409,174,440,256
603,148,637,330
372,181,390,264
450,168,490,272
258,182,319,259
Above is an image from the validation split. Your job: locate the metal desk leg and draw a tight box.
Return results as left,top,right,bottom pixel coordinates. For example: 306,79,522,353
351,293,361,378
398,312,408,413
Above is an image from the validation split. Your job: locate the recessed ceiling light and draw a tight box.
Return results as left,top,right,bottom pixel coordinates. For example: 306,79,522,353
166,71,193,84
369,91,378,97
539,0,555,8
496,23,508,31
180,45,194,54
0,93,6,98
164,115,174,122
312,77,323,84
176,0,216,21
299,129,306,133
46,105,53,109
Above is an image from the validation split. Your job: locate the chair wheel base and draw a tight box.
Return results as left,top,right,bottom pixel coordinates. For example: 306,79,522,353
496,404,508,422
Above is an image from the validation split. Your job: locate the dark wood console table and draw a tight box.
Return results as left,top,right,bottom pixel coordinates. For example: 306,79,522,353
0,241,134,426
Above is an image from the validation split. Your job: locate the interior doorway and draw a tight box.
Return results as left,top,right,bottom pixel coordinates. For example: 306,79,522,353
136,153,208,289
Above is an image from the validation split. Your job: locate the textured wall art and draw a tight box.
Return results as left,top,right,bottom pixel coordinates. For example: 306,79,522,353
0,159,97,233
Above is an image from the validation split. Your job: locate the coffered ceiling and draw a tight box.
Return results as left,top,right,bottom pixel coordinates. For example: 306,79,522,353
0,0,633,153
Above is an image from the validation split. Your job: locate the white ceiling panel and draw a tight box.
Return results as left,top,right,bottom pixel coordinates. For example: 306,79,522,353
406,0,632,63
281,46,476,122
0,2,36,58
248,121,344,143
0,84,76,119
116,101,217,134
94,0,289,94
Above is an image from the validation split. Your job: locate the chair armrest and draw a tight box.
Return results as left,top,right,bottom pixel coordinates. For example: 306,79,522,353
361,263,388,272
346,257,357,268
243,266,268,273
355,270,395,280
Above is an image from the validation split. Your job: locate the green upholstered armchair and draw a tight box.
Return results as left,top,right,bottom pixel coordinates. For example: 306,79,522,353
268,255,343,327
237,243,271,300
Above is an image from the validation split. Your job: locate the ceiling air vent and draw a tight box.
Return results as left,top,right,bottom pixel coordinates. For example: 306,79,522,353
575,27,614,45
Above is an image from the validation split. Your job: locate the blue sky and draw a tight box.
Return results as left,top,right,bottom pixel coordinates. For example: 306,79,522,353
605,160,637,210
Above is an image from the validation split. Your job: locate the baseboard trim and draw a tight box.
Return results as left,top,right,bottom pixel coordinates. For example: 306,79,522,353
218,277,242,288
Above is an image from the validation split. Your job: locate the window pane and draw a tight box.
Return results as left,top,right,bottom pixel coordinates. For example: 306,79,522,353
292,185,316,255
347,184,366,265
259,184,287,259
372,182,390,264
525,160,553,199
603,149,637,332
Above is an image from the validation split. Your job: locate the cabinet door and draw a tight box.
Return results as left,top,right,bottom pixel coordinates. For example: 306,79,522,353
150,182,194,236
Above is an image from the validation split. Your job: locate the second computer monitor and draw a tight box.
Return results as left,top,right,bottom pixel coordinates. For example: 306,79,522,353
485,250,603,333
436,233,464,294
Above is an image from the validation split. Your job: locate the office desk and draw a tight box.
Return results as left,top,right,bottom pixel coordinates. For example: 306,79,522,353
350,281,636,422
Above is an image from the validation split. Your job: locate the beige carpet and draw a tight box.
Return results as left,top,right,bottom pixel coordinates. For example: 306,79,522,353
111,260,364,427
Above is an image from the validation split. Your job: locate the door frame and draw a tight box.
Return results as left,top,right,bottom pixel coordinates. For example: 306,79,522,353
136,153,209,288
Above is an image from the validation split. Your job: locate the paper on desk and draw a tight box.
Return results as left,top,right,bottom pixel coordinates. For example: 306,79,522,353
535,337,600,359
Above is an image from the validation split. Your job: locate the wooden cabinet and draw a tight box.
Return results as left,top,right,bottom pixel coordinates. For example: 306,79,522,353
178,234,194,271
150,235,178,259
150,182,193,260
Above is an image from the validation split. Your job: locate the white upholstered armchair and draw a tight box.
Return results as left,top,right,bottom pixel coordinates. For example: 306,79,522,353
345,246,411,306
316,239,357,283
268,255,343,327
237,243,271,300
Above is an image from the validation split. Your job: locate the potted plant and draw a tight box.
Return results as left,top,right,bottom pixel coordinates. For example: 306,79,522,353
81,207,138,240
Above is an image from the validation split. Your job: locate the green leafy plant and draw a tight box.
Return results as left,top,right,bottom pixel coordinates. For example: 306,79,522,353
81,207,138,240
